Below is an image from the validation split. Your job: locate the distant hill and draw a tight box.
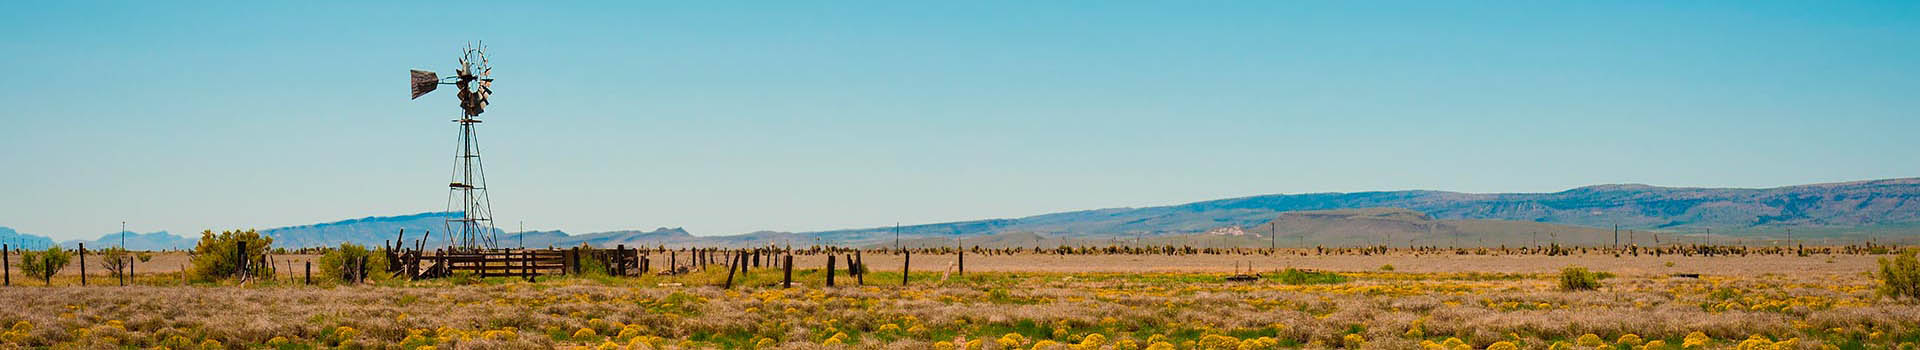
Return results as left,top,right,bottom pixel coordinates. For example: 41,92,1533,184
1247,208,1615,247
261,212,502,249
0,226,57,250
803,178,1920,246
10,178,1916,250
59,231,195,251
890,208,1614,248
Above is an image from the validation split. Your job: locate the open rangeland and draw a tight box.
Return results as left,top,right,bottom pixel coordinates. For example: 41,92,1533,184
1,250,1916,350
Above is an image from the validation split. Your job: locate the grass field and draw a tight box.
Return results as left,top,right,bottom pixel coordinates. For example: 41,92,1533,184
1,251,1916,349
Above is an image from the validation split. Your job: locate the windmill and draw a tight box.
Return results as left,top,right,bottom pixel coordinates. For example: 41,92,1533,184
411,42,499,251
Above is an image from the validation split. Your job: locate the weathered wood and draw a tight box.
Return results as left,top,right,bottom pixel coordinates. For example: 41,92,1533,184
304,260,311,285
826,254,836,287
782,254,793,289
901,250,910,286
4,244,9,286
724,251,738,289
79,243,86,286
958,248,965,277
855,250,864,285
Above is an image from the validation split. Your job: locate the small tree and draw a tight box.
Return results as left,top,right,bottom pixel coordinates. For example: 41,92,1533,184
1878,250,1920,300
18,246,73,285
97,247,152,281
188,229,275,282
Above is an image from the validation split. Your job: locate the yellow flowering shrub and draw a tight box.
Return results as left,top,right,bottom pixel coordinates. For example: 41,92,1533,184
1617,334,1644,346
1488,341,1519,350
572,327,598,339
1342,333,1366,348
933,340,956,350
1033,339,1065,350
1734,335,1772,350
1578,333,1606,347
1683,331,1712,349
1199,334,1240,350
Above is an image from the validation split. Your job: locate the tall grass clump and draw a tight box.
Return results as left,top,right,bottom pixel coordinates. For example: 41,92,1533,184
1878,250,1920,300
1558,266,1602,291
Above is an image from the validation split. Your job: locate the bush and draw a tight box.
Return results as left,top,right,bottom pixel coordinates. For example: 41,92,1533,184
1878,251,1920,299
318,243,389,283
188,229,275,282
1275,268,1347,285
1559,266,1602,291
18,246,72,285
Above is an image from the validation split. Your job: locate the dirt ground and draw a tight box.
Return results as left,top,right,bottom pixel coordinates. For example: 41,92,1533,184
0,250,1883,278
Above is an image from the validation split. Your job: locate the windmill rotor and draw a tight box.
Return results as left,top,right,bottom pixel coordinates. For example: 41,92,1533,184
411,42,495,117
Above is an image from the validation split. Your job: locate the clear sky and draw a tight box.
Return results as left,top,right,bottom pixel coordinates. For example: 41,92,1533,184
2,2,1917,241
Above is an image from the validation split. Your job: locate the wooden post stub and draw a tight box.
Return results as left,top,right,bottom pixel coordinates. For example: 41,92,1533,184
79,243,86,286
782,254,793,289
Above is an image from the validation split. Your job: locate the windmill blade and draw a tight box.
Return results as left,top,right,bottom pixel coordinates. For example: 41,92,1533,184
410,69,439,99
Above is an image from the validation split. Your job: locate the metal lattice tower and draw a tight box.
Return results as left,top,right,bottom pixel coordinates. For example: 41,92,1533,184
446,113,496,250
413,42,498,251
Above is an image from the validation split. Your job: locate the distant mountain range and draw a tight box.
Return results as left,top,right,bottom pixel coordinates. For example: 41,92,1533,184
58,231,196,251
1,226,57,250
6,178,1918,250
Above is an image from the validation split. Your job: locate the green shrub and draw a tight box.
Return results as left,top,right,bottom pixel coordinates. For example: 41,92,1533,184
1878,251,1920,299
1275,268,1347,285
1559,266,1603,291
318,243,389,283
1379,264,1395,271
18,246,72,285
188,229,275,282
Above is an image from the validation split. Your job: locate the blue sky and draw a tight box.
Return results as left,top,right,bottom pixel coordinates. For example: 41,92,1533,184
2,2,1917,240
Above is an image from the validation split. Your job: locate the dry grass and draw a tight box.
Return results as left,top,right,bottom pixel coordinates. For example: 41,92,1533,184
0,253,1915,349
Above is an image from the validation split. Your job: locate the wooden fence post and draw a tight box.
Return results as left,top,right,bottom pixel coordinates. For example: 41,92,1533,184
79,243,86,286
671,250,677,272
826,254,836,287
724,252,738,289
855,250,864,285
958,247,965,277
3,244,9,286
127,256,133,286
782,254,793,289
901,249,910,286
304,260,311,285
616,245,627,276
